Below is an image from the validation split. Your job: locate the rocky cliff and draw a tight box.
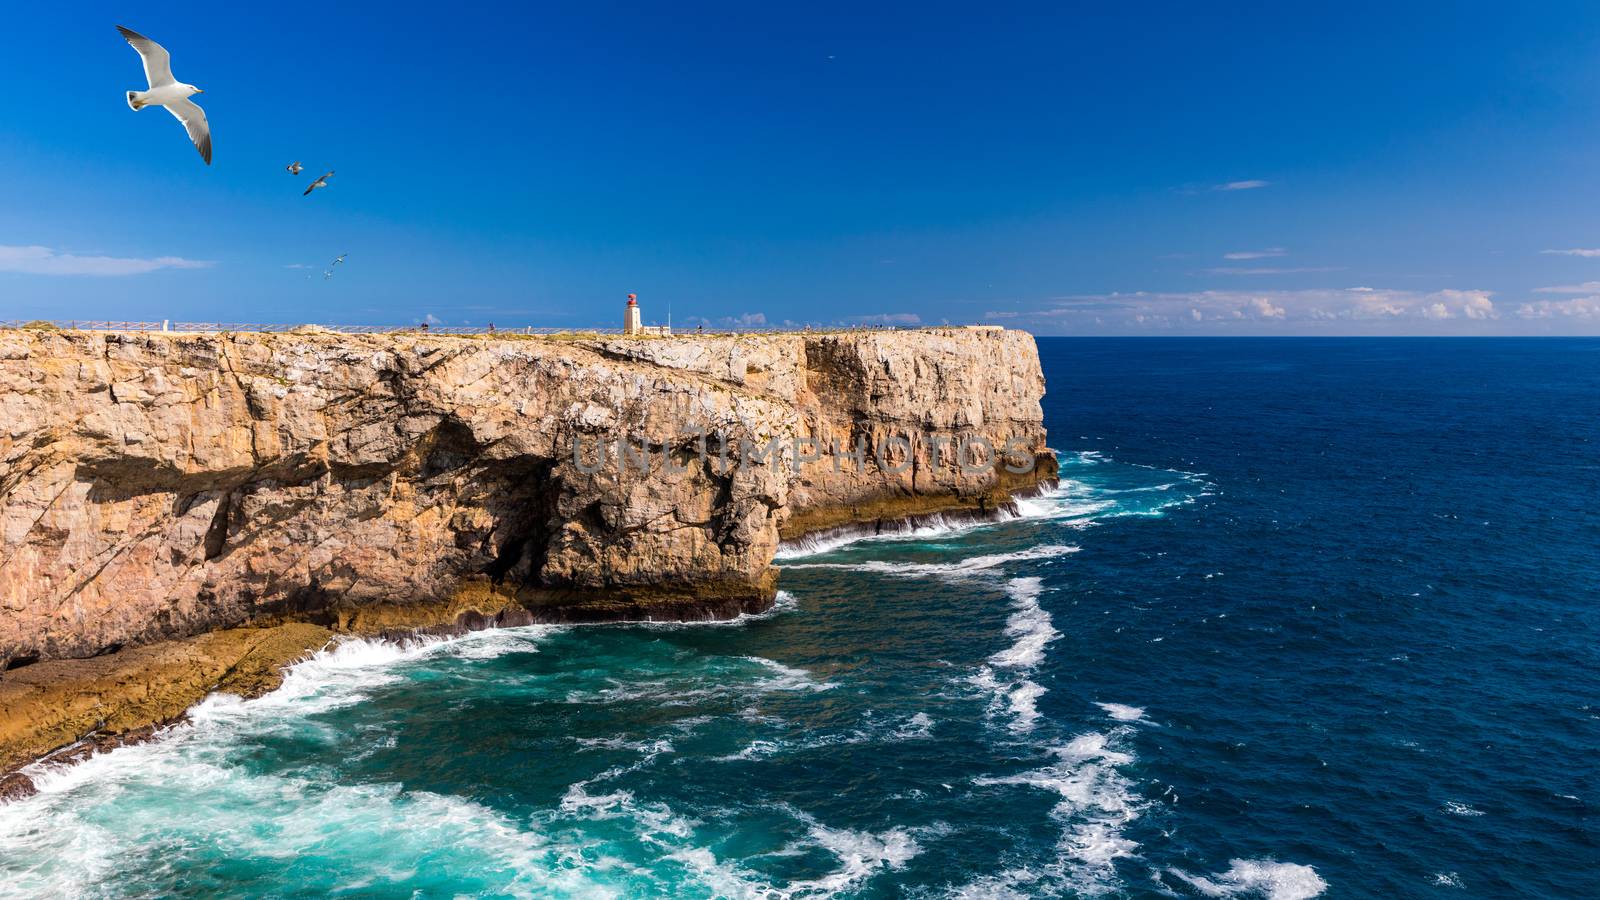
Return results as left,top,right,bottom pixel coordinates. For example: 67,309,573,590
1,327,1053,672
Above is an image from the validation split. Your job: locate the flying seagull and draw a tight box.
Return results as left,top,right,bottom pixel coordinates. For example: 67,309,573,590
331,253,347,267
286,160,303,175
323,270,334,280
304,171,334,196
116,26,211,165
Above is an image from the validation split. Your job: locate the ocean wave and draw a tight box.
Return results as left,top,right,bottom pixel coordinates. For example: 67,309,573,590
713,711,938,762
553,787,931,898
989,577,1061,669
5,747,615,898
970,731,1145,896
775,479,1106,561
784,821,924,897
969,577,1059,734
1095,703,1150,724
1166,859,1329,899
774,507,1025,559
602,590,802,630
778,449,1211,561
560,653,836,708
782,544,1078,580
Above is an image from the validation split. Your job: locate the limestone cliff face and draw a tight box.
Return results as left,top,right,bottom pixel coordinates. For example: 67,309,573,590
0,328,1051,667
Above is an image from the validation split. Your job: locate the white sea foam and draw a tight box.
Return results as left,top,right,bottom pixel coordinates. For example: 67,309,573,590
1442,801,1485,817
775,477,1113,561
967,577,1059,734
776,448,1210,561
1096,703,1150,724
970,731,1144,895
989,577,1060,669
893,712,936,740
774,508,1020,559
8,742,617,898
714,711,939,762
783,544,1078,580
1432,871,1465,888
555,787,930,899
1167,859,1329,899
747,656,838,692
783,823,923,896
621,590,801,629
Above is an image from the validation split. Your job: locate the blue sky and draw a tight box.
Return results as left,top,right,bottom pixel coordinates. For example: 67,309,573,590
6,1,1600,334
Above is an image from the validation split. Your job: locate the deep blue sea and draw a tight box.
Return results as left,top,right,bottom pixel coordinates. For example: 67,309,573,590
2,338,1597,898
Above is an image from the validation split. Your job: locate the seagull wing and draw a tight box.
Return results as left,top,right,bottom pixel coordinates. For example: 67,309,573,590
302,177,322,196
116,26,175,88
166,97,212,165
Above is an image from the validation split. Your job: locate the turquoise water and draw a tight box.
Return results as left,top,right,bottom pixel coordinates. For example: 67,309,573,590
2,338,1596,897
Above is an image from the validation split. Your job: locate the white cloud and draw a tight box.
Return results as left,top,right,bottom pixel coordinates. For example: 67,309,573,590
1517,296,1600,318
1205,266,1344,275
1451,290,1497,320
1540,248,1600,257
1534,281,1600,294
1247,297,1286,318
850,313,921,325
1222,248,1287,260
685,312,769,328
1216,180,1270,191
0,245,213,276
985,287,1500,333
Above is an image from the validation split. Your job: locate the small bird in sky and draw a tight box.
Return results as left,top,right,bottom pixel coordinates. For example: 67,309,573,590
116,26,211,165
286,160,303,175
331,253,347,267
323,270,334,280
304,171,334,196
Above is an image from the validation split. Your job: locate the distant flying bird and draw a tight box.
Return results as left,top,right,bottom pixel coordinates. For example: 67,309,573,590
323,270,334,280
331,253,347,266
303,171,333,196
116,26,211,165
286,160,303,175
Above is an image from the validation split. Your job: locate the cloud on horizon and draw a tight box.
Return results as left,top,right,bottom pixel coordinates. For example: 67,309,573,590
685,312,769,328
1534,281,1600,294
850,312,922,326
1540,248,1600,257
1204,266,1344,276
1216,179,1271,191
984,287,1509,333
0,245,213,276
1223,248,1288,260
1518,296,1600,319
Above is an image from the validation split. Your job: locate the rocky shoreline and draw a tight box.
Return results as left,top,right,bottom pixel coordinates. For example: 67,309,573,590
0,327,1053,786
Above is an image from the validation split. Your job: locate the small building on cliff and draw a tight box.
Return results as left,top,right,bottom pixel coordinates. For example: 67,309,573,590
623,294,671,337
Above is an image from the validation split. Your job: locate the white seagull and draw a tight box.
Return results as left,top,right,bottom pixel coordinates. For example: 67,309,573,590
304,171,334,196
117,26,211,165
286,160,303,175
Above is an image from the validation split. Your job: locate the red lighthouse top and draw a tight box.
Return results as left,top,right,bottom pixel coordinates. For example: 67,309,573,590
627,293,638,306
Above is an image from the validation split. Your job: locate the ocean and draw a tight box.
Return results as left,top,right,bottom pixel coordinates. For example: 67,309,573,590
1,337,1596,898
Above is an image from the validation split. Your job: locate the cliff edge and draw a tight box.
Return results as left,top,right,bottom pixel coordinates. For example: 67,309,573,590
0,327,1053,770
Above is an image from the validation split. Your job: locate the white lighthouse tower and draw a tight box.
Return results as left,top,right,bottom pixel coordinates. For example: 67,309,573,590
623,293,642,336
